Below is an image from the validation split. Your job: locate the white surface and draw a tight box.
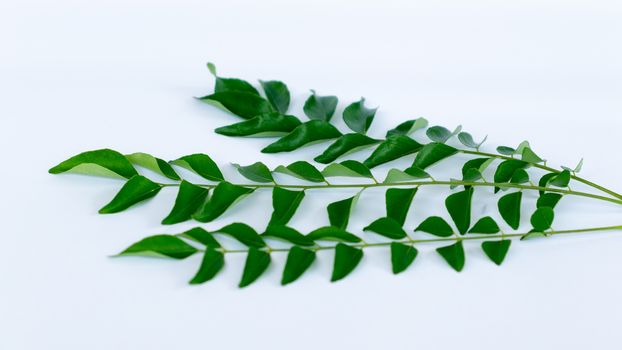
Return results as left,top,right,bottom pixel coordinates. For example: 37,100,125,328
2,0,622,349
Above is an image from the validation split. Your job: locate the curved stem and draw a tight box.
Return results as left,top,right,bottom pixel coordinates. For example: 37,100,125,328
160,180,622,205
214,224,622,254
460,149,622,200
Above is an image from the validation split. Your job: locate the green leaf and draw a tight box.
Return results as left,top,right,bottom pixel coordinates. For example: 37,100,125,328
233,162,274,183
282,246,316,285
178,227,221,248
363,217,407,239
498,191,522,229
262,225,315,246
515,140,531,155
521,231,547,240
322,160,374,179
331,243,363,282
307,226,362,243
445,188,473,234
327,193,360,229
198,92,273,119
521,147,544,163
303,90,338,121
530,207,554,231
562,158,583,173
342,98,377,134
215,113,301,137
193,182,254,222
510,168,529,184
386,187,417,225
213,223,266,248
415,216,454,237
117,235,197,259
461,158,494,182
269,187,305,225
189,249,225,284
99,175,162,214
259,80,290,113
273,161,325,182
496,146,515,155
125,152,180,180
482,240,511,266
363,135,423,168
436,241,465,272
314,133,380,164
161,181,209,225
390,242,418,274
49,149,138,179
468,216,500,234
458,132,487,149
549,170,571,187
538,173,557,195
170,154,224,182
207,64,259,95
383,167,430,183
262,120,342,153
385,118,428,138
426,125,461,143
413,142,458,169
239,248,271,288
493,159,529,191
537,193,563,209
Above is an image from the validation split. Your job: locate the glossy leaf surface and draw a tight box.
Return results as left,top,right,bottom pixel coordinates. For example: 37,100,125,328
99,175,162,214
314,133,380,164
162,181,209,225
262,120,342,153
49,149,138,179
194,182,254,222
331,243,363,282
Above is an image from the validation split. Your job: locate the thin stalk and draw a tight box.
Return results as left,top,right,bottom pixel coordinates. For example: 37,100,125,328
460,149,622,200
216,224,622,254
160,180,622,205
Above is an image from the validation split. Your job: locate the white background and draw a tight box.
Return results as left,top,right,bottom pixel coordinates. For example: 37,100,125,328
2,0,622,349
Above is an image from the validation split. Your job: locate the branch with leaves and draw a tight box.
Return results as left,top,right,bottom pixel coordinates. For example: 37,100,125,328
47,63,622,287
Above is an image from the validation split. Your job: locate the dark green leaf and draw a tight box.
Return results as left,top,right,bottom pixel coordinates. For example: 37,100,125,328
269,187,305,225
496,146,515,155
537,193,563,209
303,90,338,121
99,175,162,214
510,168,529,184
482,240,511,265
363,217,407,239
239,248,271,288
538,173,558,195
207,63,259,95
49,149,138,179
215,113,301,137
273,161,325,182
390,242,418,274
436,241,465,272
262,225,315,246
413,143,458,169
494,159,529,191
259,80,290,113
426,125,461,143
549,170,571,187
458,132,487,149
363,135,423,168
193,182,254,222
117,235,197,259
386,187,417,225
383,167,430,183
327,193,360,229
178,227,221,248
521,147,544,163
125,152,180,180
342,98,377,134
189,249,225,284
331,243,363,282
468,216,500,234
262,120,342,153
282,246,316,285
314,133,380,164
322,160,374,179
198,91,273,119
461,158,493,182
385,118,428,138
171,154,224,182
162,181,209,225
530,207,554,231
415,216,454,237
307,227,362,243
233,162,274,183
213,223,265,248
498,191,522,229
445,188,473,234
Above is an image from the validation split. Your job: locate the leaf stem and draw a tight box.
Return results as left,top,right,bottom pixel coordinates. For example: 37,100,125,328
160,181,622,205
